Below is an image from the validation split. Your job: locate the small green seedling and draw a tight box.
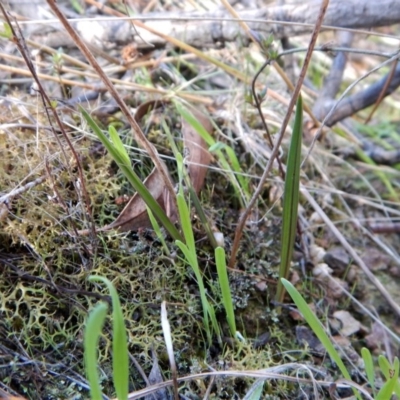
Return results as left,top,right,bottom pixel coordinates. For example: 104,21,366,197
84,276,129,400
276,95,303,305
174,153,221,344
80,107,183,242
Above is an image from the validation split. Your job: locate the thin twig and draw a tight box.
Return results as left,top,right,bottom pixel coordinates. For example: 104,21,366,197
228,0,330,269
15,15,400,42
122,366,355,400
301,186,400,318
220,0,286,175
279,45,396,59
46,0,178,212
0,174,48,204
302,50,400,163
364,57,399,123
0,4,97,247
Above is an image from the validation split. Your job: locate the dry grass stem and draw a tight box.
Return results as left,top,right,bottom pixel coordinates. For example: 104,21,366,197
46,0,178,212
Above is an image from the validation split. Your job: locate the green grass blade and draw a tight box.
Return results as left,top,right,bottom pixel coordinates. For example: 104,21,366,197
84,302,108,400
215,246,236,337
378,354,392,379
175,144,221,343
89,276,129,400
188,186,218,249
108,125,131,167
361,347,375,393
174,135,218,249
206,296,221,345
394,377,400,398
176,240,211,343
376,355,400,399
208,141,250,197
80,107,183,242
243,380,264,400
376,380,397,400
281,278,362,399
177,192,195,251
174,101,248,204
375,357,399,400
276,95,303,304
146,205,170,256
217,142,250,197
161,119,180,158
163,120,218,248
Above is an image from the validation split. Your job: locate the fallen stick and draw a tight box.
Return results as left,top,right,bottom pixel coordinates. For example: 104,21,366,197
8,0,400,50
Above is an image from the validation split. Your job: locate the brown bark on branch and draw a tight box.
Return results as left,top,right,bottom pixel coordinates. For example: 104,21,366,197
9,0,400,50
323,62,400,126
129,0,399,50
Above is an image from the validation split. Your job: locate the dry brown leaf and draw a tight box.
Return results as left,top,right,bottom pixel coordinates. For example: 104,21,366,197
181,107,212,194
76,165,173,235
79,100,212,234
102,164,177,232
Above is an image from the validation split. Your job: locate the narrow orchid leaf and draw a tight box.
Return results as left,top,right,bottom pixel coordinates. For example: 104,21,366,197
80,106,182,242
89,276,128,400
84,302,108,400
276,95,303,304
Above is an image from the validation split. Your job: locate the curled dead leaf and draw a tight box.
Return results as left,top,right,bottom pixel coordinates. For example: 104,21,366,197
79,100,212,234
101,164,178,232
181,109,212,194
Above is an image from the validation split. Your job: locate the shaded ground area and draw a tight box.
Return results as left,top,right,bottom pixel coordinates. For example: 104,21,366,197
1,1,400,399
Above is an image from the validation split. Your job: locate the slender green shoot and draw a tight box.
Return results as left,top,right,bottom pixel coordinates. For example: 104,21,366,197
88,276,129,400
174,101,249,205
209,141,250,199
357,347,400,399
146,205,170,256
108,125,131,168
215,246,236,337
175,153,221,344
275,95,303,305
161,118,218,249
84,302,108,400
281,278,361,400
361,347,376,393
376,355,400,400
80,107,183,242
243,380,264,400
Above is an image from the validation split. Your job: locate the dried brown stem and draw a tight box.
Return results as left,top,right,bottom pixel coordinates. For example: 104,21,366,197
46,0,178,215
0,3,97,248
364,58,399,124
